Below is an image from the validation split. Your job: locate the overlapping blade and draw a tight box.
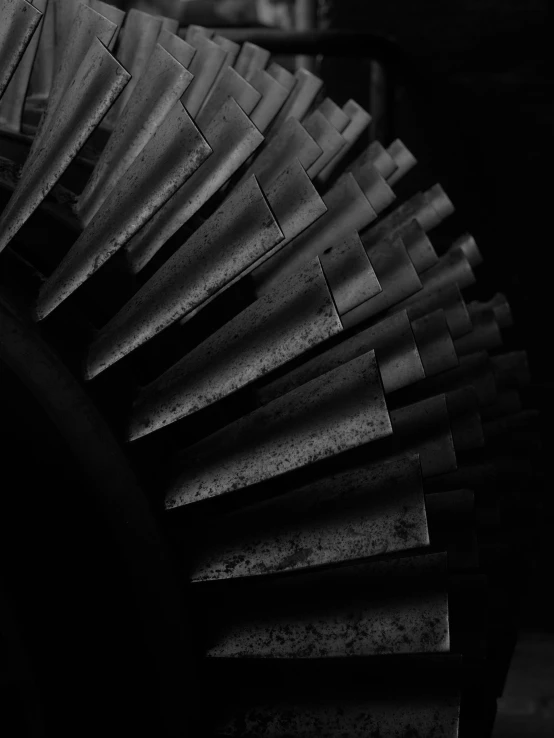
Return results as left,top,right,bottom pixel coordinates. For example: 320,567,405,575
0,0,42,100
234,41,270,82
303,109,346,179
316,100,372,184
264,67,323,139
181,34,227,118
247,68,289,133
196,65,261,131
26,0,54,107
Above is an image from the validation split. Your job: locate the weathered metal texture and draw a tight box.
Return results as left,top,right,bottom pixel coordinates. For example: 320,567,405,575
0,0,43,101
181,35,227,119
237,116,322,192
348,140,397,181
316,99,372,185
191,454,427,581
206,586,449,658
87,176,283,378
303,110,346,179
248,68,289,133
253,173,378,297
341,236,422,329
165,351,392,508
315,96,350,133
26,0,54,105
468,293,513,329
128,258,343,441
491,351,531,390
353,164,396,215
216,693,460,738
53,0,80,69
401,220,438,273
481,389,522,421
400,283,472,339
157,27,196,68
35,101,211,319
185,24,213,43
448,232,483,267
102,9,163,128
125,98,263,274
256,311,424,407
233,41,270,83
318,231,382,315
390,394,457,477
89,0,125,38
387,138,418,185
454,310,503,357
77,43,193,226
411,309,459,377
446,386,484,452
265,67,323,140
412,351,497,408
196,65,261,132
0,38,129,255
0,0,46,132
266,61,295,91
396,250,476,312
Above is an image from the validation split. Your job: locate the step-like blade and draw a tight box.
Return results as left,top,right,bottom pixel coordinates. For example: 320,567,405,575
211,34,240,84
468,293,512,329
165,350,392,508
304,110,346,179
412,309,459,377
348,140,398,181
87,176,283,377
266,60,295,91
77,43,193,225
128,257,342,440
181,34,227,118
448,232,483,267
248,68,289,133
26,0,54,107
35,100,210,318
89,0,125,40
157,27,196,67
400,283,472,339
387,138,418,185
0,37,129,254
265,67,323,140
454,310,503,357
0,0,43,100
184,24,213,43
316,100,372,184
314,96,350,133
233,41,270,82
196,65,261,131
401,220,439,273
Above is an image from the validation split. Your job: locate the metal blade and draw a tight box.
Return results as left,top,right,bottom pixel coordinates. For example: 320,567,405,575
468,293,512,329
265,61,295,91
264,67,323,140
411,309,459,377
387,139,417,185
303,109,347,179
211,34,240,81
247,68,289,133
399,283,472,339
87,176,283,378
77,43,193,225
52,0,80,69
35,100,211,319
233,41,270,83
196,65,261,131
316,99,372,184
0,0,42,100
125,97,264,274
314,96,350,133
181,34,227,119
448,232,483,267
165,350,392,508
128,257,342,440
352,164,396,214
454,310,503,357
401,220,439,273
0,37,129,255
26,0,54,109
348,140,398,181
395,250,475,312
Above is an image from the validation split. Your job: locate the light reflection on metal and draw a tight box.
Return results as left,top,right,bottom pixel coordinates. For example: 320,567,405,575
255,310,424,406
318,230,381,315
264,67,323,140
157,28,195,68
303,109,346,179
157,14,178,34
191,454,427,581
125,98,264,274
233,41,270,83
87,176,283,378
348,140,397,181
184,24,213,43
409,351,497,408
0,0,43,101
448,232,482,267
52,0,80,71
454,310,503,357
353,164,395,214
446,387,484,452
411,309,459,377
77,43,193,226
0,37,129,255
196,65,261,131
401,284,472,339
265,61,295,91
181,34,227,119
316,99,372,185
0,0,46,132
211,34,240,81
314,96,350,133
26,0,54,107
35,101,211,319
387,139,417,185
128,258,342,441
401,220,438,273
165,350,392,508
248,68,289,133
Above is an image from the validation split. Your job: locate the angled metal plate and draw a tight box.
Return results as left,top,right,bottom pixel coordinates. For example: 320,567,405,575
266,61,295,91
87,176,283,378
184,24,213,43
348,140,398,181
454,310,503,357
165,350,392,508
316,99,372,184
314,96,350,133
352,164,396,214
396,250,475,312
248,67,289,133
89,0,125,45
26,0,54,105
157,27,195,68
0,0,43,100
181,34,227,118
401,284,472,339
233,41,270,82
303,109,346,179
411,309,459,377
448,232,483,267
128,258,342,440
256,310,424,406
418,184,455,230
196,65,261,131
264,67,323,140
125,97,264,274
387,138,417,185
409,351,497,407
212,34,240,77
35,101,211,319
401,220,438,273
77,43,193,225
0,37,129,255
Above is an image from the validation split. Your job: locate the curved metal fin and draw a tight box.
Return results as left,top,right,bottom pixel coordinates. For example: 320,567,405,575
314,96,350,133
86,176,283,378
0,0,43,100
196,65,261,130
125,97,264,274
26,0,55,105
165,350,392,508
0,37,129,255
411,309,459,377
248,68,289,133
266,61,295,91
77,43,193,225
128,258,342,440
348,140,397,181
304,109,346,179
454,310,503,357
316,99,372,184
448,232,482,267
157,27,195,67
387,138,417,185
265,67,323,140
211,34,240,82
352,164,396,213
181,34,227,118
234,41,270,83
35,100,210,319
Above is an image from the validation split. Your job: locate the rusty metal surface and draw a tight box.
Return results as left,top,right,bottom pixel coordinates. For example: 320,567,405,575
348,140,398,181
0,0,43,101
53,0,80,68
353,164,396,215
454,310,503,357
304,109,346,179
125,98,263,274
35,100,210,319
446,387,484,452
165,350,392,508
265,66,323,140
88,176,283,377
401,283,472,339
256,310,424,406
128,258,342,440
396,250,475,313
90,0,125,39
411,309,459,377
0,0,46,132
316,99,372,185
318,230,382,315
248,68,289,133
77,43,193,225
191,454,428,581
390,394,457,477
401,220,438,273
387,138,418,185
233,41,270,83
0,37,129,255
315,96,350,133
181,34,227,119
196,66,261,132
